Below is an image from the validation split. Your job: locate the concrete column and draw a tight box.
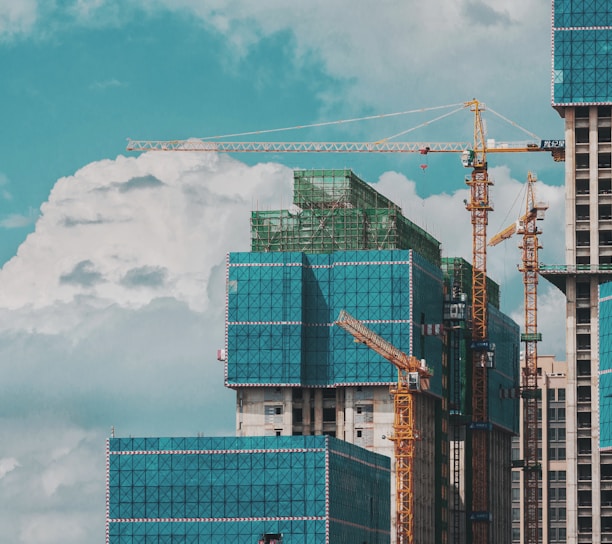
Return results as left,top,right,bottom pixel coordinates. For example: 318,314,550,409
313,389,323,435
564,109,578,544
336,388,345,440
283,388,293,435
302,389,311,435
345,387,355,443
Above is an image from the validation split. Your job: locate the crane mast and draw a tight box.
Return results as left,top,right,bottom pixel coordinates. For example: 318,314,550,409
464,99,492,544
335,310,432,544
489,172,546,544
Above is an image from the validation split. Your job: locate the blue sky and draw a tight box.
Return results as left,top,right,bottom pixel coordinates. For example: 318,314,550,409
0,2,568,543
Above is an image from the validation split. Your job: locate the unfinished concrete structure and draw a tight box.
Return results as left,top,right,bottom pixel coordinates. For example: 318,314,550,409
225,169,520,543
541,3,612,542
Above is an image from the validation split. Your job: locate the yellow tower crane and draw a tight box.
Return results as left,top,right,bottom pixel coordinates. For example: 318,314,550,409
489,172,547,544
335,309,432,544
127,99,564,544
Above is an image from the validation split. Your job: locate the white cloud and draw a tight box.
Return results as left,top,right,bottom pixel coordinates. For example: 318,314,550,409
0,457,19,479
0,152,292,314
1,213,34,229
0,0,37,39
89,78,126,90
0,151,296,542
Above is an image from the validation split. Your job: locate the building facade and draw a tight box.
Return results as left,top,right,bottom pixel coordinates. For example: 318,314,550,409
543,2,612,542
511,355,568,543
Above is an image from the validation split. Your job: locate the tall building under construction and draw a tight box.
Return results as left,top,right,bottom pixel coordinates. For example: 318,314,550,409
225,169,521,543
541,3,612,542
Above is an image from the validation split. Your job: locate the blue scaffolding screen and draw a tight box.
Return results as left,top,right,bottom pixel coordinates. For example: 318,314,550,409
487,305,521,433
106,435,390,544
226,249,445,393
553,1,612,104
600,282,612,450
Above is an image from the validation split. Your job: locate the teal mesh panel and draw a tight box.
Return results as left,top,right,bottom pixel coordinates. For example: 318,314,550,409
488,305,521,433
553,2,612,104
107,436,390,544
227,250,445,388
600,282,612,449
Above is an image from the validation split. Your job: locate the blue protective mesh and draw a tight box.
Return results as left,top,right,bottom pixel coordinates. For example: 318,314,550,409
487,306,521,433
553,1,612,104
107,436,390,544
226,249,445,391
600,282,612,449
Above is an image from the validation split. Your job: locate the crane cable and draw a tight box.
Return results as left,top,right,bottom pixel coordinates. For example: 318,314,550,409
196,102,465,140
487,106,541,141
374,106,466,143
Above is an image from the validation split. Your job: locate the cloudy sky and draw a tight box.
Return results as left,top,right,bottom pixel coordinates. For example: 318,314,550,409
0,1,568,542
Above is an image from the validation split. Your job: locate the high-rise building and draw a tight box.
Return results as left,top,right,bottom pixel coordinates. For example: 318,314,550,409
542,3,612,542
511,355,568,543
226,169,520,543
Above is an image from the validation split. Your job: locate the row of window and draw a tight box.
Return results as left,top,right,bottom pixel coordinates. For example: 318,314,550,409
512,507,567,522
512,487,567,501
548,388,567,402
512,527,567,542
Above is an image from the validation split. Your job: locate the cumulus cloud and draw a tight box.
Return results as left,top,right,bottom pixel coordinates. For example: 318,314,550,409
0,152,292,313
0,0,37,40
0,457,19,479
1,213,34,228
0,151,295,543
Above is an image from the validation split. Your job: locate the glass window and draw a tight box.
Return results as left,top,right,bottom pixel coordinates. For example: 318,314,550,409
559,471,566,481
548,388,556,401
512,488,520,501
558,388,566,401
558,408,566,422
512,507,520,521
559,487,566,500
